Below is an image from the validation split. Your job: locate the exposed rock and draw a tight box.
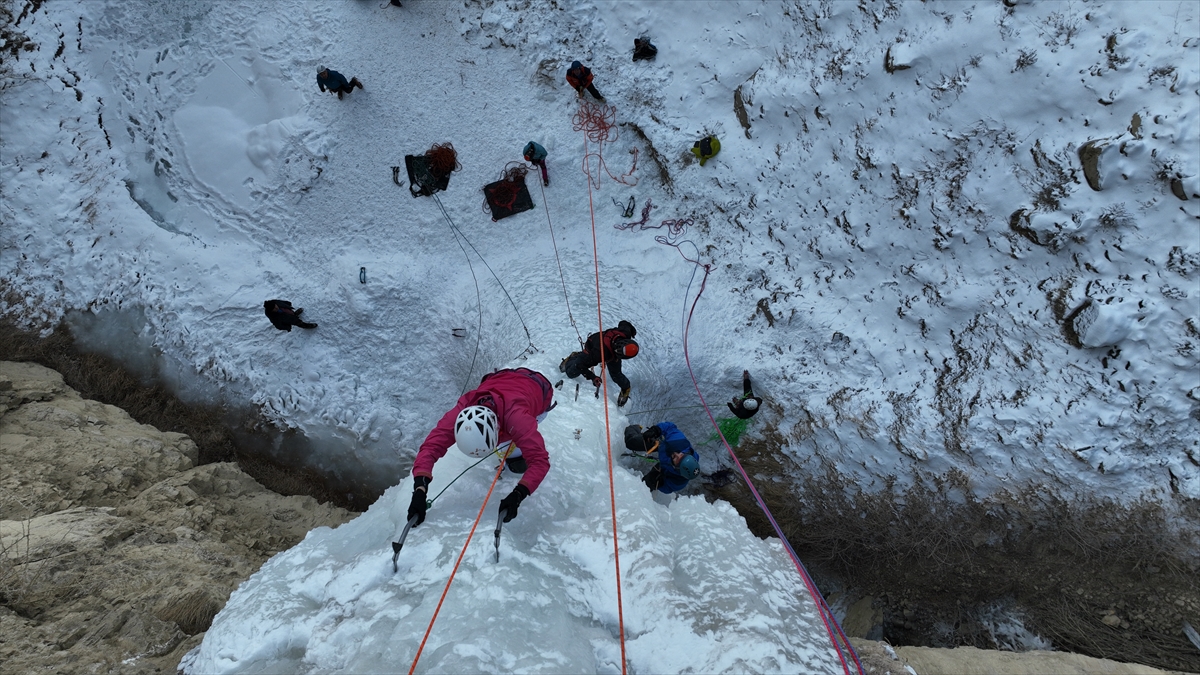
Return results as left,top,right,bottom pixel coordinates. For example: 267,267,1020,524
0,362,352,674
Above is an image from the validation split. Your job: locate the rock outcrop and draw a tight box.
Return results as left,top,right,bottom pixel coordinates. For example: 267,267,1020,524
0,361,352,673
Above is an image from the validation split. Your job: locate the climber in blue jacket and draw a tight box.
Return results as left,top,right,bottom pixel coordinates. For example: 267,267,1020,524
624,422,700,494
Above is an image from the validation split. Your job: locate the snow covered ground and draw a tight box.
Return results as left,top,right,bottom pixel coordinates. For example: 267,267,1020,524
2,0,1198,671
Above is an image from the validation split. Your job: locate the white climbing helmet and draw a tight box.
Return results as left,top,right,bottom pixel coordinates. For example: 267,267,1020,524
742,398,759,411
454,405,499,458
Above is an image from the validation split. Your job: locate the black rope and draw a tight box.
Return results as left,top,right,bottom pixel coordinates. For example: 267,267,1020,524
537,177,585,348
431,193,537,372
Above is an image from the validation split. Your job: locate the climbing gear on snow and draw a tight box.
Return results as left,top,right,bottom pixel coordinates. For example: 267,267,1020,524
360,267,366,284
613,195,636,218
391,166,404,187
483,163,535,221
452,328,467,338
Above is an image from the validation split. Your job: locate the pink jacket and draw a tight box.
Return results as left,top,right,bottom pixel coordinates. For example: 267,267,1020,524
413,368,554,493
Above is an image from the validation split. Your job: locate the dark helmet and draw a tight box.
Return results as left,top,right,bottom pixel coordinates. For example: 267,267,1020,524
614,338,639,358
571,60,582,69
617,320,637,338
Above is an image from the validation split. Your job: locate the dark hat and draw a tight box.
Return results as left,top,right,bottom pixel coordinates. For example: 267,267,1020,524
571,60,582,69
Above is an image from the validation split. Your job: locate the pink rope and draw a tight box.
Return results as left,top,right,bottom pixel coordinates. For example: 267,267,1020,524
680,264,863,675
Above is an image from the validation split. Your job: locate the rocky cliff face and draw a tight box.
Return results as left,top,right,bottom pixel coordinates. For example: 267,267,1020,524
0,361,353,673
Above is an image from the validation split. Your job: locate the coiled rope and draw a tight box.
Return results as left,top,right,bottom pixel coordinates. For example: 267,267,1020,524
571,100,638,190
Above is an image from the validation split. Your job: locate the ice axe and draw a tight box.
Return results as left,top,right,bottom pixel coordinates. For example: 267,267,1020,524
390,515,419,573
493,509,505,563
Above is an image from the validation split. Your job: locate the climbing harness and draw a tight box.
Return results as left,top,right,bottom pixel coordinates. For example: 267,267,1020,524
613,195,636,218
614,198,654,230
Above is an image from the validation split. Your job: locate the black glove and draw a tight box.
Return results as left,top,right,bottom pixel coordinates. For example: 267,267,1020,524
408,476,431,526
623,425,646,453
499,484,530,523
642,425,663,447
643,466,663,491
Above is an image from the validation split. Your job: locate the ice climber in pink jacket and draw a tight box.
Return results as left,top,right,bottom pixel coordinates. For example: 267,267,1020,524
407,367,555,527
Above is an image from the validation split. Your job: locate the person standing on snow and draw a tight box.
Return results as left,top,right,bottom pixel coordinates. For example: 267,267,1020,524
624,422,700,494
559,320,638,407
566,60,605,102
263,299,317,331
317,66,363,100
407,367,556,527
523,141,550,187
728,369,763,419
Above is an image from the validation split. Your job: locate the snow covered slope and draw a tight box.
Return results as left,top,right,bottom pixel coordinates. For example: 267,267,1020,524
180,381,846,674
3,0,1196,505
4,0,1197,498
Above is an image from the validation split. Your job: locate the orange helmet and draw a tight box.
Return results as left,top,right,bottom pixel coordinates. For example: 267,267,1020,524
615,339,639,358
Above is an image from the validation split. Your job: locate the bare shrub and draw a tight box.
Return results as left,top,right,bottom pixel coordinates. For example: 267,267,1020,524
156,590,221,635
1012,49,1038,72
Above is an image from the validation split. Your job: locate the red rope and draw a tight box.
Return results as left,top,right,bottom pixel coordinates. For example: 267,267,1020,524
408,452,511,675
581,110,628,675
677,266,862,675
571,100,638,189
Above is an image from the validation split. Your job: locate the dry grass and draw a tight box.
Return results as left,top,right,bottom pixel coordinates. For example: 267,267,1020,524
156,590,221,635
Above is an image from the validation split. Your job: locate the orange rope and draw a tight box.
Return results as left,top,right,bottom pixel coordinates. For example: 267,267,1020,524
572,100,638,189
408,450,511,675
582,110,628,675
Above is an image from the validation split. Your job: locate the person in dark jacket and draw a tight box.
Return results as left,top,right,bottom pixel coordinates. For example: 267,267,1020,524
523,141,549,187
728,369,763,419
264,299,317,331
559,320,638,406
565,60,604,102
624,422,700,494
317,66,363,100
